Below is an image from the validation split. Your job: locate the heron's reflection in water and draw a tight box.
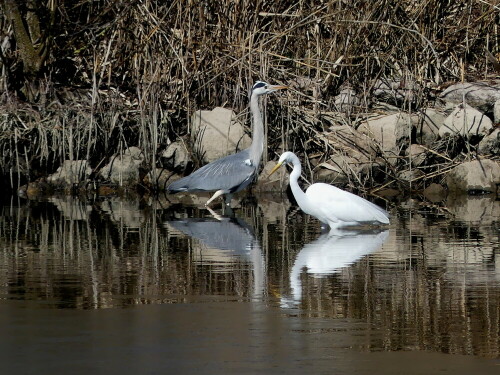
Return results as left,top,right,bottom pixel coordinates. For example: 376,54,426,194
285,229,389,305
166,208,265,299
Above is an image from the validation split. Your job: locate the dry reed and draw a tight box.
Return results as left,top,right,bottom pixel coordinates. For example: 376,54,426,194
1,0,498,191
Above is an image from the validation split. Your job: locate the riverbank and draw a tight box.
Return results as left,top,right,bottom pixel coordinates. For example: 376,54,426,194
1,1,499,198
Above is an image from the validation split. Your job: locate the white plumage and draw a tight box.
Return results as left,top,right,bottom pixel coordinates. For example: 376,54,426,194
270,151,390,229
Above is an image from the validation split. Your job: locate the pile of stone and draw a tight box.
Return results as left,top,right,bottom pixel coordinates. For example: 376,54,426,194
27,80,499,199
299,80,500,196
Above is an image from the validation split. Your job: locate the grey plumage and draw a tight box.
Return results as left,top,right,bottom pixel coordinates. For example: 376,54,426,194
167,149,255,194
167,81,287,206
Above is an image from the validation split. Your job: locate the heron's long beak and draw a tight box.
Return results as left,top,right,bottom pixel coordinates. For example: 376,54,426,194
269,85,288,92
269,161,284,176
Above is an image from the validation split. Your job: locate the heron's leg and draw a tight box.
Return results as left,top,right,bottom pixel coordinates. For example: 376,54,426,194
206,206,224,221
205,190,225,206
221,205,234,217
223,193,233,206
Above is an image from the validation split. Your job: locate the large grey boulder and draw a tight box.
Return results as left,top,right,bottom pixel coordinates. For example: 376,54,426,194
334,87,360,113
358,113,412,161
439,104,493,138
99,147,146,186
445,159,500,193
318,124,386,181
191,107,251,163
47,160,92,186
494,99,500,124
416,108,445,145
405,144,427,167
372,77,421,105
477,128,500,156
160,140,192,172
440,81,500,114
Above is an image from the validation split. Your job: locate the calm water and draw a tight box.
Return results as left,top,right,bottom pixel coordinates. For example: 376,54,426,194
0,192,499,374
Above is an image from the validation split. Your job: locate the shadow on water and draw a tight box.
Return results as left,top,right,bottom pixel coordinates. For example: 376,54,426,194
0,192,499,373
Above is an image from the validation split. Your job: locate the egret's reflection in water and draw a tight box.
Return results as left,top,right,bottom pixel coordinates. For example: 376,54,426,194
285,229,389,304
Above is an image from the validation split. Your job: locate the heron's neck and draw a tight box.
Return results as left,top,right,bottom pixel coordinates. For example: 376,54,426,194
249,93,264,166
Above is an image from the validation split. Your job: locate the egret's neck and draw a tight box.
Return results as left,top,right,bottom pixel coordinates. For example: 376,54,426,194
289,158,309,212
249,93,264,166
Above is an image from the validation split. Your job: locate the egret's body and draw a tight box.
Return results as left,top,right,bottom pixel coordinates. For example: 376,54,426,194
270,152,390,229
167,81,287,206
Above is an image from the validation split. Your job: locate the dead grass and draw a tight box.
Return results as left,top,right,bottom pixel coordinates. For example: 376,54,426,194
1,0,498,191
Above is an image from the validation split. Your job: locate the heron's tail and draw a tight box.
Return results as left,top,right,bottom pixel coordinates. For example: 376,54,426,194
166,176,190,193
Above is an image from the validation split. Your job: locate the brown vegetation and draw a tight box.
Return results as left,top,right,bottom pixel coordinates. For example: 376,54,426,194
0,0,499,192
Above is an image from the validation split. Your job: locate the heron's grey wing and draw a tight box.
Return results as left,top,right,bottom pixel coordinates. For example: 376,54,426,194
167,150,256,193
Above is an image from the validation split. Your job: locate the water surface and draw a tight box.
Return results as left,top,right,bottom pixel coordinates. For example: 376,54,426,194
0,193,499,373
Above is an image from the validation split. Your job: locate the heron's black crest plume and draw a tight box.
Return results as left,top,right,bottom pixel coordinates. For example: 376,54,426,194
252,81,266,90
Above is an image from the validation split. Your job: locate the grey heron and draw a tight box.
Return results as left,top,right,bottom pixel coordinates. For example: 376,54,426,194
269,151,390,230
167,81,287,206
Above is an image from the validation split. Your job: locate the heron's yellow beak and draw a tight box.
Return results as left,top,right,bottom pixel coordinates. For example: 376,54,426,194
269,161,283,176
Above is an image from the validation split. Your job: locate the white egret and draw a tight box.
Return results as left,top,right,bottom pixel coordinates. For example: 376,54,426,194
269,151,390,229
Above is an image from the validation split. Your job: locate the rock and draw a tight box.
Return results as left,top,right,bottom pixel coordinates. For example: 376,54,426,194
445,159,500,193
327,124,377,157
254,160,287,192
191,107,251,163
47,160,92,186
313,161,350,185
440,81,500,114
495,99,500,124
372,77,421,105
323,124,387,175
423,183,447,202
358,113,412,160
99,147,145,186
160,140,192,172
376,188,401,197
406,144,427,167
477,128,500,155
416,108,445,145
439,104,493,138
398,168,425,183
144,168,181,191
17,180,53,198
334,87,360,113
316,154,385,186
